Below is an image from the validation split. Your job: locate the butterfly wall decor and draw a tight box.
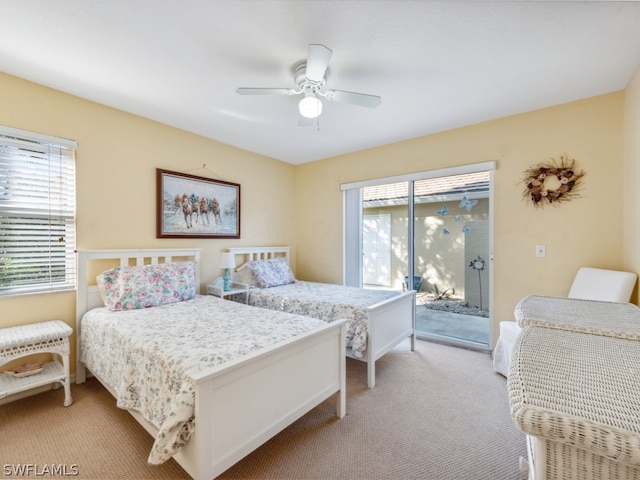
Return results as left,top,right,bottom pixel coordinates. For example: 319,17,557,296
437,194,481,236
459,195,478,211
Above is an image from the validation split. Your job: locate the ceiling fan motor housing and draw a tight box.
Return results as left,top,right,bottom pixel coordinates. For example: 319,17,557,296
294,62,325,94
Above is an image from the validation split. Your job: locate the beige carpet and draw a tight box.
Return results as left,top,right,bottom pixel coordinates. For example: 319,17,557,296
0,339,527,479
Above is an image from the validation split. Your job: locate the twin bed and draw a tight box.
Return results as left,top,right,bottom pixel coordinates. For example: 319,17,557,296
75,248,347,480
75,246,415,479
227,246,416,389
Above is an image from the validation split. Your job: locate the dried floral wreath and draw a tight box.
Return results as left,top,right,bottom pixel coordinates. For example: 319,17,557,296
522,154,585,207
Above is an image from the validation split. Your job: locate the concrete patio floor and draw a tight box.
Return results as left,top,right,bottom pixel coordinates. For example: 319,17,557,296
415,306,490,345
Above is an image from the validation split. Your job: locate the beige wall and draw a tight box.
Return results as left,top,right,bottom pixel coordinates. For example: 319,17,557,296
0,70,633,357
0,72,297,367
296,92,626,345
624,65,640,303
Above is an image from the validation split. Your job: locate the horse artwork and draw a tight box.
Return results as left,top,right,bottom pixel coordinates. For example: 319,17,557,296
198,197,210,225
157,168,240,238
211,198,222,224
189,193,200,225
181,193,193,228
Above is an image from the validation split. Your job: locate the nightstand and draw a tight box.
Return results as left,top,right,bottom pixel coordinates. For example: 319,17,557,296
207,282,250,304
0,320,73,407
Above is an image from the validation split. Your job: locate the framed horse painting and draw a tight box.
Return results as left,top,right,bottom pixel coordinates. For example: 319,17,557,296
156,168,241,238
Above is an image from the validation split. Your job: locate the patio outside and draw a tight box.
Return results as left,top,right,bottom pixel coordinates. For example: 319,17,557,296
415,291,490,345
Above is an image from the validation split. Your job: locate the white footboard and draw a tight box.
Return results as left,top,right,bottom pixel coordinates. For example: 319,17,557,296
83,319,346,480
175,319,347,480
351,290,416,388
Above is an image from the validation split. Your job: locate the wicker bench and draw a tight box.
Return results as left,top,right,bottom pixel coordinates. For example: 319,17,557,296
0,320,73,407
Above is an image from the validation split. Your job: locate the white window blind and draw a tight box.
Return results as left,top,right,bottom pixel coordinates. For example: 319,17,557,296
0,126,77,297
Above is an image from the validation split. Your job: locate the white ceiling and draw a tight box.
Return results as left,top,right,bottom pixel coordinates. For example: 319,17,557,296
1,1,640,165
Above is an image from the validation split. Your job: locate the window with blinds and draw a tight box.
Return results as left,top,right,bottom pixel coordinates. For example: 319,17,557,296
0,125,77,297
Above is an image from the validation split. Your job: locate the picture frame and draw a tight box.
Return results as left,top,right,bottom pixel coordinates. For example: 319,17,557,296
156,168,240,238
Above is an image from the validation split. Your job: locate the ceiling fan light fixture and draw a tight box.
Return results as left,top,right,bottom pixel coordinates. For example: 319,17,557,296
299,93,323,118
236,44,380,126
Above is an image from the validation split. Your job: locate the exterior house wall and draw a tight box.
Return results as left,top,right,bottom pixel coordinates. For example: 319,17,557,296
364,198,489,305
464,220,490,309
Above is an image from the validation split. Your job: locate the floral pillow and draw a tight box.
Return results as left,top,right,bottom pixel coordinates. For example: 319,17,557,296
246,258,295,288
97,261,197,311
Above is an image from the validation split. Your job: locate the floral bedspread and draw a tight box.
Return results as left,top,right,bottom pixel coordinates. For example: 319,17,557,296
79,295,326,465
247,281,400,358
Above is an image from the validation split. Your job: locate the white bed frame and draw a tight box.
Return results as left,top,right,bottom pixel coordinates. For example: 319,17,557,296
227,246,416,388
75,248,347,480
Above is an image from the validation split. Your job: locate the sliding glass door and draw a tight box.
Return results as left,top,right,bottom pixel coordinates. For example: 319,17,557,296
343,162,494,350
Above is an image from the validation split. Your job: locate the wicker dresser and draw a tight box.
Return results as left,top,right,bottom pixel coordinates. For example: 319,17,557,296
515,295,640,339
508,297,640,480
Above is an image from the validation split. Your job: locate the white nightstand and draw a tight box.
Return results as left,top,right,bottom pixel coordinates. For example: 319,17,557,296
207,281,250,304
0,320,73,407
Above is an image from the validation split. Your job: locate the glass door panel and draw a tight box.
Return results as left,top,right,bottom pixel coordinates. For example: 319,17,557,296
362,181,408,292
413,171,490,346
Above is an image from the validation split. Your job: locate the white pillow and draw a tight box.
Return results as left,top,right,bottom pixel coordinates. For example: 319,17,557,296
233,262,256,287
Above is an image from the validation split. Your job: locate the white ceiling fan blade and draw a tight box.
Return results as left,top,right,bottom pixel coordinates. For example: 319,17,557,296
322,89,381,108
305,44,332,82
236,88,299,95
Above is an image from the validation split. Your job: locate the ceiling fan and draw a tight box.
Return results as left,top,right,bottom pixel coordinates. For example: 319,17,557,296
236,44,381,126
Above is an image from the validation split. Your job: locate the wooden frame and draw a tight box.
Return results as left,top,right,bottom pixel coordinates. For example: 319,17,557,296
156,168,240,238
76,248,346,480
227,246,416,388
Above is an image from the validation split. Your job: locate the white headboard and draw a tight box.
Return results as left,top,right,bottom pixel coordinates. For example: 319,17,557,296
227,246,290,265
76,248,202,314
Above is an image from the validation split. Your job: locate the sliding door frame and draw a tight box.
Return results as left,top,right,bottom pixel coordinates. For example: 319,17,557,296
341,161,496,348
